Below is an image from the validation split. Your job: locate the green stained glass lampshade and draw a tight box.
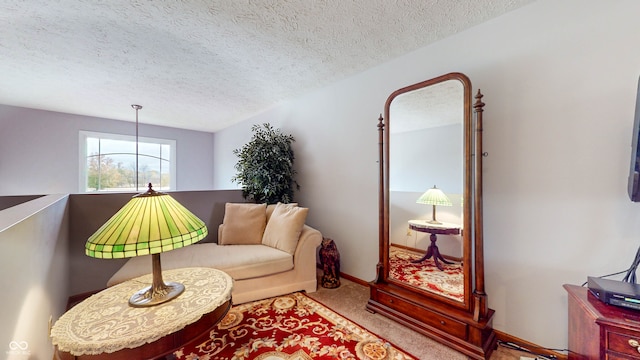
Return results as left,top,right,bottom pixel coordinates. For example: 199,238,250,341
86,184,208,259
416,185,452,225
416,185,452,206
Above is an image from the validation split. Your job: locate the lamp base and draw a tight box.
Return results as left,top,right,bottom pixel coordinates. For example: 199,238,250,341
129,281,185,307
425,219,443,225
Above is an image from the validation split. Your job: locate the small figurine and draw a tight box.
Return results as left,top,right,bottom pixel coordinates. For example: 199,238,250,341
319,237,340,288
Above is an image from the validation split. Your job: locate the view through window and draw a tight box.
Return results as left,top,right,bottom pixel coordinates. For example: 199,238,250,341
80,131,176,192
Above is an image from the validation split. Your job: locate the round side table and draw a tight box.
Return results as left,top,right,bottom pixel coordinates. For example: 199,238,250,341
408,220,461,271
51,267,233,360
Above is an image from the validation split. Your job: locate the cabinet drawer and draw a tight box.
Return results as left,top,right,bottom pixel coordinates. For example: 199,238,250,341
607,330,640,359
607,353,640,360
376,291,467,338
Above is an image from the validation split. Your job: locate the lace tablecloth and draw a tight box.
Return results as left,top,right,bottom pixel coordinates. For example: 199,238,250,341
51,267,233,356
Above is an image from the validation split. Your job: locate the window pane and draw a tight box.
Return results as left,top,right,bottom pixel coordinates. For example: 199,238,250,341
81,132,175,192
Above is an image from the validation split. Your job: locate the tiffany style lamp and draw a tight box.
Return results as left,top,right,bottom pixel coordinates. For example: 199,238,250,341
85,183,208,307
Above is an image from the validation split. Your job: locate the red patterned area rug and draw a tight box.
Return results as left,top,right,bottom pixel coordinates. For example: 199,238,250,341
388,245,464,302
173,292,417,360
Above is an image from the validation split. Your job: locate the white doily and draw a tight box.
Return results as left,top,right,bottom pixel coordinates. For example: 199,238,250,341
51,267,233,355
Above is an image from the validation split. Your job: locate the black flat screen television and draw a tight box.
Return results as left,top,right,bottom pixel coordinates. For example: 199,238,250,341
629,77,640,201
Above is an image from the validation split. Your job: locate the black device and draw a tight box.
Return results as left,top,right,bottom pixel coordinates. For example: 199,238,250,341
628,76,640,201
588,276,640,310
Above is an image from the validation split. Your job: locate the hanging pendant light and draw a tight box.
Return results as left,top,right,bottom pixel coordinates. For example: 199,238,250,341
84,105,208,307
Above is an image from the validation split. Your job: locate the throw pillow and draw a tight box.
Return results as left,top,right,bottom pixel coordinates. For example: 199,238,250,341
266,202,298,222
262,203,308,255
219,203,267,245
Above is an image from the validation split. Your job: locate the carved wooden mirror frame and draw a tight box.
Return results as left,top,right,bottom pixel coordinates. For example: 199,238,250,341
367,72,496,360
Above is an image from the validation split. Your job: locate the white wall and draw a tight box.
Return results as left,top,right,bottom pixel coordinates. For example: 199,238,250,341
390,124,462,193
0,104,215,195
213,0,640,349
0,194,69,360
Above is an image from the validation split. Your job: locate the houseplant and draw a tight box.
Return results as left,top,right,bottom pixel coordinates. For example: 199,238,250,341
231,123,299,204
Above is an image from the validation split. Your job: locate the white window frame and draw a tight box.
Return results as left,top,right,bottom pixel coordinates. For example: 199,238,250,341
79,131,177,193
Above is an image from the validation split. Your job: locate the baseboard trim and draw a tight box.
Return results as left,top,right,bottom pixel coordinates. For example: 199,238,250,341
493,330,567,360
340,272,369,287
341,272,567,360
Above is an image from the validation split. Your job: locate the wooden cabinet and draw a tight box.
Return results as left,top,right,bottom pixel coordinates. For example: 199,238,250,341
565,284,640,359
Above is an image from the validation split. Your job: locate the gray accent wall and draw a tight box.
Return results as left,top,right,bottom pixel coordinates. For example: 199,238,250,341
0,195,44,211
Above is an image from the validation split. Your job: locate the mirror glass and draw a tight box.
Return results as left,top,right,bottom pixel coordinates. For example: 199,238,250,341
386,78,466,302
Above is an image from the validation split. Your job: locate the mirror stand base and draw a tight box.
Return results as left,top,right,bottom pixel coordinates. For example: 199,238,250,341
367,282,496,360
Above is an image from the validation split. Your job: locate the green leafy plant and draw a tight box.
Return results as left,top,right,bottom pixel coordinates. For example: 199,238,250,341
231,123,299,204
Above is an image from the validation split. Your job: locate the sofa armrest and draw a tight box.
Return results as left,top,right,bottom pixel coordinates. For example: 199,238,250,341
292,224,322,280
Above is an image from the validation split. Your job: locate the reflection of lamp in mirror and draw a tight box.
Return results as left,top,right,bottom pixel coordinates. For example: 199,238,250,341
416,185,452,224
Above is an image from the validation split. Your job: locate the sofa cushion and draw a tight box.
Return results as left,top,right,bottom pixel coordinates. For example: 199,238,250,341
106,242,294,287
219,203,266,245
266,203,297,222
262,203,308,255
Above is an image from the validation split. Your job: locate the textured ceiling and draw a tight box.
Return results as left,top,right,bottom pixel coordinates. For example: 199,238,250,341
391,79,464,134
0,0,534,132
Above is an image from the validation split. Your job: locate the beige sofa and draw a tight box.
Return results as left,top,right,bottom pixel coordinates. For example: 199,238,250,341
107,203,322,304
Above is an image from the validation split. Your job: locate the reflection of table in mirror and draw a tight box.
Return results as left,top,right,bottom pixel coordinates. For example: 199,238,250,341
408,220,461,271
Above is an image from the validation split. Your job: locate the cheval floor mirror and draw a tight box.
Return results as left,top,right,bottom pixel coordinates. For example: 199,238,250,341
367,72,496,360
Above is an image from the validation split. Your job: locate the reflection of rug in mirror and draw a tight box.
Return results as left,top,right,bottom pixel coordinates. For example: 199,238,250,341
173,292,417,360
388,245,464,302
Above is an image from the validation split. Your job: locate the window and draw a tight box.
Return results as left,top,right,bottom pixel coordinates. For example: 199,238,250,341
79,131,176,192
